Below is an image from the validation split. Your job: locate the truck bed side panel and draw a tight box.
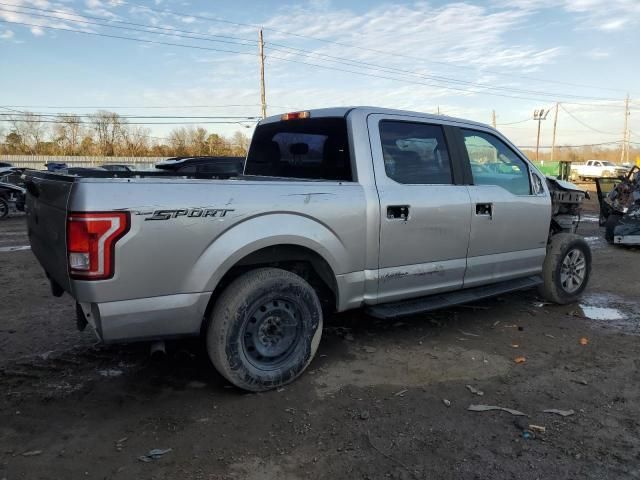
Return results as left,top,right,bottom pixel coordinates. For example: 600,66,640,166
68,178,368,305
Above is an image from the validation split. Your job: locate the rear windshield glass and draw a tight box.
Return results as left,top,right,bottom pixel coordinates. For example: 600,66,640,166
244,117,352,181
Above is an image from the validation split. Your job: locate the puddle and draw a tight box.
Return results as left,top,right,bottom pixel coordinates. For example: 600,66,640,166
579,305,625,320
578,293,640,333
0,245,31,253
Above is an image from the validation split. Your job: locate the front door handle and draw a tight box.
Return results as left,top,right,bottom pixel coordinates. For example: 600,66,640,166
476,203,492,218
387,205,409,220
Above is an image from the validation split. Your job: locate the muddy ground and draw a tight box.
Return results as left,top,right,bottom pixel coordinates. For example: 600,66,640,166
1,189,639,480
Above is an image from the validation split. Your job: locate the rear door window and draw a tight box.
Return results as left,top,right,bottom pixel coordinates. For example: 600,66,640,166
379,121,453,184
245,117,351,181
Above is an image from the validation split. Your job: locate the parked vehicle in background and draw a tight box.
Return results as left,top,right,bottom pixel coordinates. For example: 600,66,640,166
596,166,640,245
23,107,591,391
100,164,134,172
0,171,26,218
570,160,628,181
155,156,244,178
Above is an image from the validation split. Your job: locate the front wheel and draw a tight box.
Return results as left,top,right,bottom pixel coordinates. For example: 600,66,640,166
538,233,591,304
206,268,323,392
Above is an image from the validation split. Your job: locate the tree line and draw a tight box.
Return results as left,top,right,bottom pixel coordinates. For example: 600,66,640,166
0,111,251,157
1,110,637,165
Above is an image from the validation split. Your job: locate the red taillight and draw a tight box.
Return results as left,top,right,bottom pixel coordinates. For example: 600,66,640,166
67,212,130,280
281,111,310,121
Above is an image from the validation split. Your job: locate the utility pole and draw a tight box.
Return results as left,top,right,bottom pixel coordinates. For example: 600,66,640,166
533,108,550,163
551,103,559,162
621,93,630,164
258,29,267,119
491,110,496,129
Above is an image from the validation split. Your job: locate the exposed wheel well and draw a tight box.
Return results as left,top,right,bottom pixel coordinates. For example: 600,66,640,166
201,244,338,333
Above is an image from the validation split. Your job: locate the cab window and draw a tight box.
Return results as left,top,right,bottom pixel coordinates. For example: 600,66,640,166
462,129,531,195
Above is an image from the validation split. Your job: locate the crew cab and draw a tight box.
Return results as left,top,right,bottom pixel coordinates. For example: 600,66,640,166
24,107,591,391
570,159,628,180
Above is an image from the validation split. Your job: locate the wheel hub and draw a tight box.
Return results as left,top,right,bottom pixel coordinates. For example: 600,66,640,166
243,299,302,368
560,248,586,293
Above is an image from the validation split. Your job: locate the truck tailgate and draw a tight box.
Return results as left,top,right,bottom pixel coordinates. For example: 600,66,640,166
24,172,74,294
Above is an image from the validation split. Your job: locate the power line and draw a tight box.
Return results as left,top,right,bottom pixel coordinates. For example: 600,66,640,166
262,44,619,102
559,104,619,135
1,118,258,125
0,19,550,104
0,4,259,49
518,140,624,148
0,2,259,45
0,19,257,56
3,4,622,103
0,104,289,109
496,117,531,126
1,17,631,105
0,113,260,119
116,0,633,95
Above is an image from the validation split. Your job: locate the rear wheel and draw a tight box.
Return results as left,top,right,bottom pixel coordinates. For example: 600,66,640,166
206,268,323,391
0,198,9,219
538,233,591,304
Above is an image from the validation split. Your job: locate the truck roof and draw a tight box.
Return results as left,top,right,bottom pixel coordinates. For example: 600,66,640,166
260,106,491,130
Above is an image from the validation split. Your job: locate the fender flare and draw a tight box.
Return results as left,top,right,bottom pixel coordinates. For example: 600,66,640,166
186,212,350,295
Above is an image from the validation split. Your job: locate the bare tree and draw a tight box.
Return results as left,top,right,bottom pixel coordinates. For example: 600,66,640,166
9,112,48,154
189,127,208,156
231,131,250,155
168,127,189,156
90,110,125,156
53,115,83,155
122,126,150,156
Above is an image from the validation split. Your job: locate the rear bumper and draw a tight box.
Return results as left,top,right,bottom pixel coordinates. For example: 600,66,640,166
77,292,212,343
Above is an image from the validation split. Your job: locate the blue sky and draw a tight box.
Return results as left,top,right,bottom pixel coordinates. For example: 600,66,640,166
1,0,639,148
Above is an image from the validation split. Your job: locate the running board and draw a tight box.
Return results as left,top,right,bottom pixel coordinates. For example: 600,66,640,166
365,275,543,320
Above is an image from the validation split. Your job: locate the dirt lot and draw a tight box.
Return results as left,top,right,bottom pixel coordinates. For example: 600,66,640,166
1,190,639,480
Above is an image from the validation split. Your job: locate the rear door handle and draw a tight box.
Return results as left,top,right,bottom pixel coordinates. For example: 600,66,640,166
476,203,492,218
387,205,409,220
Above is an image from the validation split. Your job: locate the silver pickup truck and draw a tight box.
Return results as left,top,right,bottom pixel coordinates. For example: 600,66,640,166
24,107,591,391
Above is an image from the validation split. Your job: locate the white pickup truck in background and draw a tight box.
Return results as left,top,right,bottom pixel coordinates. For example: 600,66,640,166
570,160,628,180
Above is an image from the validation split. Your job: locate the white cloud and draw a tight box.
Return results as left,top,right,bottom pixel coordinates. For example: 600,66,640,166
599,18,628,31
501,0,640,31
0,0,99,35
261,1,562,72
0,29,14,39
586,48,610,59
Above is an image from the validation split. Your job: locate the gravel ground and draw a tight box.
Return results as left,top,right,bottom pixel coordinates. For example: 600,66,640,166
1,190,639,480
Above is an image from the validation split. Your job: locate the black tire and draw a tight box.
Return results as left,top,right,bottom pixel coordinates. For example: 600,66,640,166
206,268,323,392
604,214,622,244
538,233,591,304
0,198,8,219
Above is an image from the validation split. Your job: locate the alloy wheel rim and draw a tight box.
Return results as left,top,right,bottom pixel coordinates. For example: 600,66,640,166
560,248,586,293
